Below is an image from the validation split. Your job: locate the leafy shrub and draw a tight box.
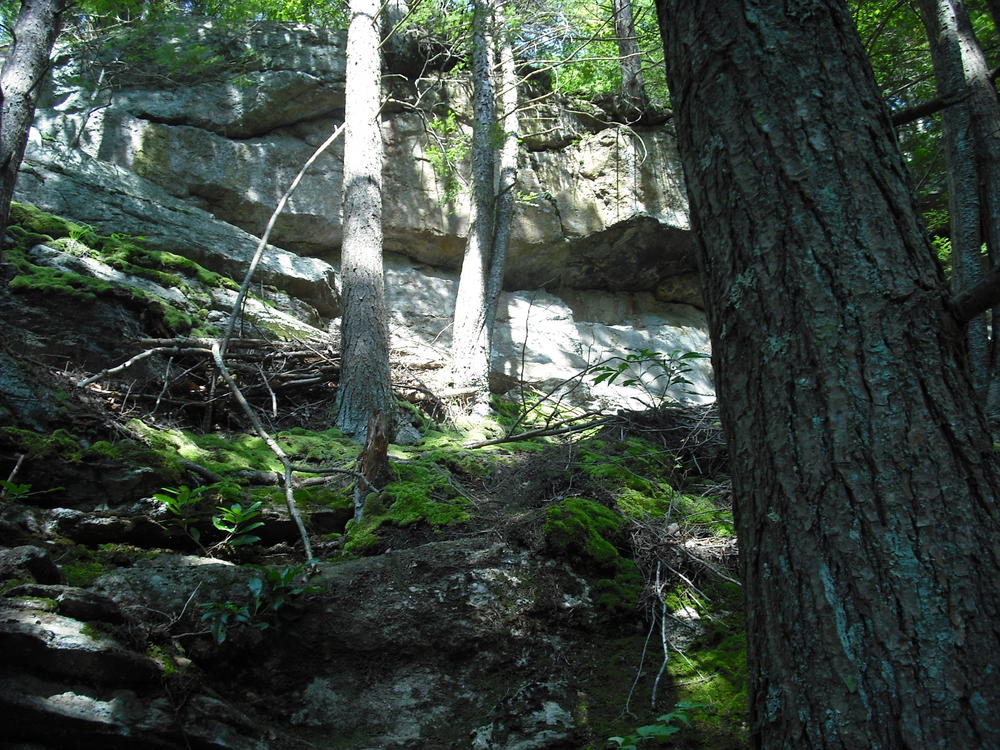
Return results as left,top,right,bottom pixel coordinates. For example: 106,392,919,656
608,702,704,748
200,564,320,644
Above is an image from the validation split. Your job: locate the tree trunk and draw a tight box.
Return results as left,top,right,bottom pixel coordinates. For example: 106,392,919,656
482,1,518,361
916,0,1000,413
0,0,65,253
450,0,496,413
334,0,394,440
656,1,1000,748
612,0,647,119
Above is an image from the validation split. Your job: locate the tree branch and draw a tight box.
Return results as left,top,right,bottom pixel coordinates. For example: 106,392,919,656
891,66,1000,126
210,341,314,561
463,415,616,448
948,264,1000,325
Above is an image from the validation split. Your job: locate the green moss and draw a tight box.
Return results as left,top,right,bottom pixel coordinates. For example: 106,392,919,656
277,428,358,466
132,128,170,181
4,243,197,334
575,438,675,496
10,595,58,611
0,427,86,460
5,202,240,336
147,644,179,676
672,493,735,536
94,543,160,565
335,457,475,556
8,259,117,302
387,493,470,526
544,497,641,615
363,492,387,517
665,584,748,746
8,201,85,240
95,235,237,291
63,559,108,587
0,427,183,480
396,399,432,433
615,487,673,518
343,517,381,556
1,578,26,594
128,423,365,499
381,461,471,526
545,497,625,567
592,563,643,616
48,236,94,257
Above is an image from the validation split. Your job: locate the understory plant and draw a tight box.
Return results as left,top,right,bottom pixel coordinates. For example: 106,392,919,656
591,349,709,408
0,480,62,501
200,564,319,644
154,482,262,554
608,702,704,748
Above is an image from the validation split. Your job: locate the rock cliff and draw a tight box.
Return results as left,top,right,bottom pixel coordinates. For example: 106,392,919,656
0,21,748,750
16,18,711,408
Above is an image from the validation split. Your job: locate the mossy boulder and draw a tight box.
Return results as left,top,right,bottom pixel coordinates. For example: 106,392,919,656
544,497,642,615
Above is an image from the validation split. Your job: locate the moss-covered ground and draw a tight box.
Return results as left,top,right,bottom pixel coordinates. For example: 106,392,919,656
0,203,746,749
1,403,745,748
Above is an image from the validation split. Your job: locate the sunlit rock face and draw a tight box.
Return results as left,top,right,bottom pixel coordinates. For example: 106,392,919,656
18,17,712,407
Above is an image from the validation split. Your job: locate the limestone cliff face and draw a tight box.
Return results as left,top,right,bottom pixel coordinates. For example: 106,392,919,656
17,19,711,406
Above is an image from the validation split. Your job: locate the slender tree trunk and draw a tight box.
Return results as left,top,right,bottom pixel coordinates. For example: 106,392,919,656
334,0,394,440
656,1,1000,748
0,0,65,253
612,0,647,118
916,0,1000,413
450,0,496,412
482,1,518,357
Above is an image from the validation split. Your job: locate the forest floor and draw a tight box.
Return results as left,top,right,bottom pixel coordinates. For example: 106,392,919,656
0,202,747,749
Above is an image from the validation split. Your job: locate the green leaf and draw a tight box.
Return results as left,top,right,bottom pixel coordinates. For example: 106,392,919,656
230,534,261,547
636,724,679,738
212,516,235,532
247,577,264,599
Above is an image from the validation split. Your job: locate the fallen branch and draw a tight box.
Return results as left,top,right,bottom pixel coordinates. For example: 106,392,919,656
464,415,616,448
210,341,314,562
220,123,346,357
76,346,212,388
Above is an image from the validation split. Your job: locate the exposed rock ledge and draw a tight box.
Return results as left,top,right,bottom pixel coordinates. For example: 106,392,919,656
16,17,712,408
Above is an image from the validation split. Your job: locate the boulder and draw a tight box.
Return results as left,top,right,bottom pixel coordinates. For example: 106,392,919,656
0,545,63,585
0,604,160,684
16,139,340,317
89,539,608,748
382,253,714,407
5,583,126,623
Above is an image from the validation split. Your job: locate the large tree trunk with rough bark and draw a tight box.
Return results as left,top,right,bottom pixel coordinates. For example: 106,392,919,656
656,1,1000,748
450,0,497,413
334,0,394,440
916,0,1000,414
0,0,65,252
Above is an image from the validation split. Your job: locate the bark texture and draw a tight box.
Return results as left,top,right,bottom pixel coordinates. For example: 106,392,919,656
656,1,1000,748
450,0,497,412
916,0,1000,407
0,0,65,250
482,3,518,350
334,0,394,439
612,0,647,117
